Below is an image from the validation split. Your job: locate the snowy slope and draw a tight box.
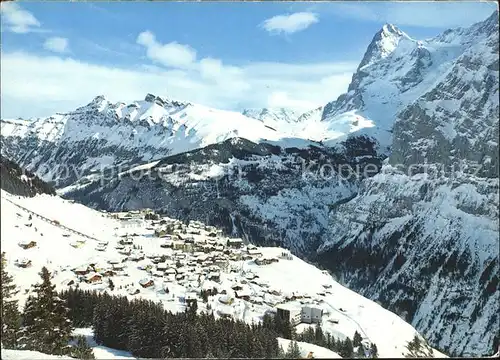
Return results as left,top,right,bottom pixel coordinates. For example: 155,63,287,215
2,350,74,360
0,189,445,358
2,328,136,360
277,338,341,358
242,108,303,124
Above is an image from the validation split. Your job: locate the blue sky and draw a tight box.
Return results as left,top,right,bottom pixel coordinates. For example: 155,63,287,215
1,1,497,118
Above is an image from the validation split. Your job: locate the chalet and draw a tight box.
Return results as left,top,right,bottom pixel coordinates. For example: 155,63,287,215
128,287,140,295
235,288,252,301
157,262,168,271
103,270,115,277
301,305,323,324
231,283,244,291
115,244,125,250
266,289,281,296
62,234,70,238
328,318,339,324
184,236,195,244
95,244,107,251
215,245,224,252
139,278,154,288
151,257,163,264
129,253,145,262
160,240,173,248
227,238,243,249
152,270,164,277
15,258,32,268
244,272,258,280
251,296,264,305
175,273,186,281
276,303,302,326
207,272,220,282
322,284,332,289
139,263,152,271
118,248,132,256
255,257,278,266
18,240,37,249
112,263,125,271
279,250,293,260
70,241,85,249
73,265,90,275
247,249,262,256
218,294,234,305
121,237,134,245
172,241,185,251
92,263,107,273
85,272,103,284
61,279,75,286
165,267,177,275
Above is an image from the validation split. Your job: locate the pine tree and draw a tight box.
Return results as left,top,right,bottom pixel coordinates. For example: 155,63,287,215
285,340,301,359
369,343,378,358
1,252,21,349
277,345,286,358
108,278,114,291
356,344,366,358
20,267,74,355
339,337,354,358
72,335,95,359
353,330,363,347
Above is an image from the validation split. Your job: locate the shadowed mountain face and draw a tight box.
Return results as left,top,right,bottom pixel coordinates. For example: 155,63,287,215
0,156,56,197
1,11,498,357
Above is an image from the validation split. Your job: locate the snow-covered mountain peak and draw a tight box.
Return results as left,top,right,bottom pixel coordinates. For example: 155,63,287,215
358,23,412,70
241,107,303,124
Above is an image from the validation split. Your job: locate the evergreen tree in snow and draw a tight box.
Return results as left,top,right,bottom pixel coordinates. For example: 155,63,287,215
369,343,379,358
20,267,74,355
108,278,114,291
339,337,354,358
353,330,363,347
356,343,366,358
1,252,21,349
285,340,301,358
72,335,95,359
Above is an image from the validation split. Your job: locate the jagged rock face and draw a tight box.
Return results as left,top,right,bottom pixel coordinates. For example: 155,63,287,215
390,15,499,178
0,156,55,197
317,11,499,357
63,137,383,255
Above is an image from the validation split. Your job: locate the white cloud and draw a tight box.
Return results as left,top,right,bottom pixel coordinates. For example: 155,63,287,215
0,51,356,119
0,2,41,33
43,37,69,54
267,91,318,110
199,57,223,80
261,12,319,35
136,31,197,68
